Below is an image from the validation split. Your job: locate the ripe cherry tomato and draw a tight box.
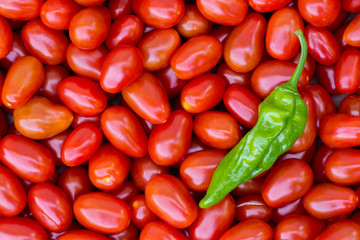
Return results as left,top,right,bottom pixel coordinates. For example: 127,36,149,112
108,223,138,240
73,0,106,7
139,221,189,240
57,229,111,240
0,33,29,69
145,174,198,229
335,48,360,94
109,180,140,204
232,176,265,198
290,49,317,80
0,217,48,240
278,142,316,164
71,114,101,129
88,144,131,191
272,198,307,223
129,194,159,229
298,0,341,27
311,144,333,183
248,0,292,12
39,129,71,166
108,0,132,20
235,195,273,222
0,16,13,59
211,25,232,44
220,219,273,240
1,56,44,109
339,94,360,116
316,64,340,95
216,63,252,88
344,14,360,47
314,220,360,240
154,65,188,100
342,0,360,12
0,0,43,21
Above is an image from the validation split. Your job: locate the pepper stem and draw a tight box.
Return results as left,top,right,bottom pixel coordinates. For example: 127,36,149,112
286,29,308,90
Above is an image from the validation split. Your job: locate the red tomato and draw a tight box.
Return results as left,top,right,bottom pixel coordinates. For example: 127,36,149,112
110,180,140,203
320,113,360,148
108,0,132,20
139,221,189,240
101,106,148,158
40,129,71,166
89,144,131,191
231,176,265,198
303,183,358,219
272,199,307,223
13,96,73,139
0,32,29,69
220,219,273,240
327,8,348,32
74,0,106,7
298,0,341,27
122,72,171,124
211,25,233,44
265,7,304,60
180,149,227,191
316,64,340,95
339,94,360,116
138,28,181,72
0,16,12,59
278,142,316,164
181,74,226,113
216,63,252,88
335,48,360,94
342,0,360,12
196,0,247,26
314,220,360,240
1,56,44,109
235,195,273,222
57,229,111,240
71,114,101,128
129,194,159,229
311,144,333,183
251,60,310,99
224,13,266,73
108,223,138,240
100,44,143,94
0,109,8,137
132,0,185,28
344,14,360,47
148,110,192,166
145,174,198,229
67,43,108,81
0,0,43,21
0,217,48,240
274,214,325,240
0,134,55,182
154,65,188,100
69,7,111,49
334,23,350,51
171,35,222,80
40,0,82,30
74,192,131,234
194,111,241,149
248,0,292,12
21,19,69,65
290,48,317,80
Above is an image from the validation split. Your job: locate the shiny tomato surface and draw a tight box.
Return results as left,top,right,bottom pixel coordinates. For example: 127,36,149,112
0,217,48,240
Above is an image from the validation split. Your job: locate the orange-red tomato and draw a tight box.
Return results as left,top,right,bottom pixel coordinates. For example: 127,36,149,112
235,195,273,222
74,192,131,234
339,94,360,116
73,0,106,7
0,217,48,240
220,219,273,240
0,16,13,59
57,229,111,240
335,48,360,94
298,0,341,27
249,0,292,12
314,220,360,240
0,32,29,69
109,180,140,204
344,14,360,47
216,63,252,88
139,221,189,240
290,49,317,80
129,194,159,229
0,0,44,21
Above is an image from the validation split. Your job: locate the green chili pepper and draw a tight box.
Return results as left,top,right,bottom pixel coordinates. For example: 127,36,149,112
199,29,308,209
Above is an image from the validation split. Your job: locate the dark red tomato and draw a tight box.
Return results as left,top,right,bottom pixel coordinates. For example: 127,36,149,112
28,183,72,232
316,64,340,95
181,74,226,113
132,0,184,28
58,229,111,240
314,220,360,240
344,14,360,47
335,48,360,94
89,144,131,191
216,63,252,88
40,0,82,30
261,159,313,208
108,223,138,240
211,25,233,44
197,0,247,26
305,25,340,65
171,35,222,80
0,217,48,240
0,32,29,69
266,7,304,60
67,43,108,81
180,149,227,191
223,85,261,128
320,113,360,148
101,106,147,158
1,56,44,109
74,192,131,234
71,114,101,129
189,195,235,240
342,0,360,12
138,28,181,72
220,219,273,240
154,65,188,100
145,174,198,228
278,142,316,164
0,0,43,21
69,7,110,49
105,15,143,50
291,48,317,80
194,111,241,149
139,221,189,240
311,144,333,183
272,199,307,223
0,16,12,59
21,19,69,65
339,95,360,116
38,65,70,103
325,149,360,185
148,110,192,166
303,183,358,219
290,92,317,153
251,60,310,99
0,134,55,182
0,164,26,217
57,166,94,203
39,129,71,166
100,44,143,94
298,0,341,27
235,195,273,222
131,154,169,191
249,0,292,12
122,72,171,124
334,23,350,51
327,8,348,32
231,176,265,198
274,214,325,240
108,0,132,20
175,4,212,38
73,0,106,7
58,76,107,116
224,13,266,73
110,180,140,203
129,194,159,229
0,109,8,137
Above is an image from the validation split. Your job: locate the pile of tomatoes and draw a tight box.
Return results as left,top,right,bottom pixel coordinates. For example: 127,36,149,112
0,0,360,239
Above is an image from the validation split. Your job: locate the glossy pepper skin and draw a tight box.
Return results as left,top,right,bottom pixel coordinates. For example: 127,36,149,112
199,30,308,208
